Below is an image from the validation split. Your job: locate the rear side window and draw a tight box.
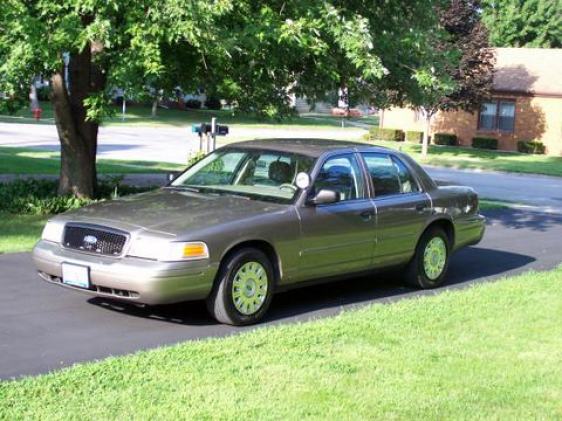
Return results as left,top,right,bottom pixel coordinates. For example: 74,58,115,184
392,156,420,194
361,153,419,197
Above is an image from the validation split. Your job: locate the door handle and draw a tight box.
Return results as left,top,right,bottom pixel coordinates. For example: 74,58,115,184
360,210,374,221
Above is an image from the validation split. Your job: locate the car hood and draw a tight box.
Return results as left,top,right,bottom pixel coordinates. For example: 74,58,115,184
56,188,290,235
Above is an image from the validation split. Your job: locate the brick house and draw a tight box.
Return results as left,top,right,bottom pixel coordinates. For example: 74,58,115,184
380,48,562,155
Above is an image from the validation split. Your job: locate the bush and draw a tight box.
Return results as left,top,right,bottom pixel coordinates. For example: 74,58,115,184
185,99,202,109
0,178,152,215
187,151,206,167
433,133,458,146
405,131,423,143
368,127,404,142
472,136,498,150
204,96,222,110
517,140,545,155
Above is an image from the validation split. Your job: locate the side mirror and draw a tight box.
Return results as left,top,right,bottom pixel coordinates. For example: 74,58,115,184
167,172,180,182
308,189,340,205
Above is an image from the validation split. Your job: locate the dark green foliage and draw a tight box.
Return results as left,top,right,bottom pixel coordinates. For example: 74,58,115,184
405,131,423,143
482,0,562,48
433,133,458,146
517,140,546,155
204,97,222,110
185,99,202,109
368,128,405,142
472,137,498,150
0,179,153,215
37,86,51,102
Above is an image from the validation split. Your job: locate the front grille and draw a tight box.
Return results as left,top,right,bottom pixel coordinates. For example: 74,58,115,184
63,224,128,256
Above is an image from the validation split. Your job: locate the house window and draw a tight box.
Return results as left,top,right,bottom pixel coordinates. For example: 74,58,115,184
478,100,515,132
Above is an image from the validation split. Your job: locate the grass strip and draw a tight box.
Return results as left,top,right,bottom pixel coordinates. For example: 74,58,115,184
368,141,562,177
0,213,47,254
0,147,183,174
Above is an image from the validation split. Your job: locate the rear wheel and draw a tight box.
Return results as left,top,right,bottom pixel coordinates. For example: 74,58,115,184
404,227,450,289
206,248,274,325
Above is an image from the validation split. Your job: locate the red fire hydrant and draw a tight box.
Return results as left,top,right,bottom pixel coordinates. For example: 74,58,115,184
32,108,42,121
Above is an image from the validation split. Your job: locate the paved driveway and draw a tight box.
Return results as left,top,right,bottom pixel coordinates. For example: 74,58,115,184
1,208,561,380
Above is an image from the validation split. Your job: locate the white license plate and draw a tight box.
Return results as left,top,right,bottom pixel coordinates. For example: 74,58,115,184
62,263,90,289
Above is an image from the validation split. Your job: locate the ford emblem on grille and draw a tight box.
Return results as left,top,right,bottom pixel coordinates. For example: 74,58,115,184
82,235,98,250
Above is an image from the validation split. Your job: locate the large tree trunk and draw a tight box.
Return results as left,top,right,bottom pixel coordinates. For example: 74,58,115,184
29,83,39,110
151,97,158,117
51,41,105,198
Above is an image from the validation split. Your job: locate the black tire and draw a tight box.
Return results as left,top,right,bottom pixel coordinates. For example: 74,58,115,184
206,248,275,325
404,226,450,289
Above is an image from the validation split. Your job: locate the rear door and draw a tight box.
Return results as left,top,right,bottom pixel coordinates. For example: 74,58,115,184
360,152,431,268
296,153,377,279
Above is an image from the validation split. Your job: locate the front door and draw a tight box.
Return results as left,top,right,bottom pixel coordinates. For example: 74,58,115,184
297,153,377,280
360,152,431,267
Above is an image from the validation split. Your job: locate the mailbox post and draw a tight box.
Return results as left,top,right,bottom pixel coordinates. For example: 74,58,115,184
191,120,229,154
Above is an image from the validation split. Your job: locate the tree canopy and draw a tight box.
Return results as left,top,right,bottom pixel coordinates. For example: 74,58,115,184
407,0,495,157
1,0,463,197
481,0,562,48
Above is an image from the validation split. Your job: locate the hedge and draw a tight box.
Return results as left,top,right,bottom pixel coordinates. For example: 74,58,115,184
472,137,498,150
433,133,457,146
185,99,202,109
517,140,546,155
204,96,222,110
405,131,423,143
368,127,405,142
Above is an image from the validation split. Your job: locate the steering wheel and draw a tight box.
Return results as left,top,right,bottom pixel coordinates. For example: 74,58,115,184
279,183,297,192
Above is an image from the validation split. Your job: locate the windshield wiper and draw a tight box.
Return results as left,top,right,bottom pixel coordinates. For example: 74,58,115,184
166,185,201,193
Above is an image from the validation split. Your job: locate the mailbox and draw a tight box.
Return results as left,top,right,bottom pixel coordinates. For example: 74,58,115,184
191,123,229,136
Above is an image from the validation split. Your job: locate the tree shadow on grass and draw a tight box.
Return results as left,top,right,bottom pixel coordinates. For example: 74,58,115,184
88,246,534,327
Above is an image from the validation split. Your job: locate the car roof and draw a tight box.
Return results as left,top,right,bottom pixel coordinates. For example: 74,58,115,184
223,138,393,158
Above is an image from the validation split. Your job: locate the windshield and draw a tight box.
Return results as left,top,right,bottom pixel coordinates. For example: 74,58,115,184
171,148,316,203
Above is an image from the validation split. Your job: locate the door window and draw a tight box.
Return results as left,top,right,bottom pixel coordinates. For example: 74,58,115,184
313,154,365,201
362,153,419,197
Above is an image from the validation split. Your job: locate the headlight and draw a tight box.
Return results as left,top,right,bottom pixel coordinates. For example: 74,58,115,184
128,239,209,262
41,221,65,243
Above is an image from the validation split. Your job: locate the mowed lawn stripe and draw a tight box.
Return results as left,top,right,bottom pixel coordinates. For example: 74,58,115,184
1,267,561,419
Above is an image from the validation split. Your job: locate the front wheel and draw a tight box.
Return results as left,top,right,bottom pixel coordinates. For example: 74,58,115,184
206,248,274,325
404,227,450,289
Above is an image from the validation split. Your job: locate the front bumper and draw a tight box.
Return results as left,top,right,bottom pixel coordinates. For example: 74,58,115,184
32,240,219,305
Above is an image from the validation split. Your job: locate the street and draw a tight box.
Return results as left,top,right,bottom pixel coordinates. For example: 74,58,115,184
3,122,561,212
1,208,561,380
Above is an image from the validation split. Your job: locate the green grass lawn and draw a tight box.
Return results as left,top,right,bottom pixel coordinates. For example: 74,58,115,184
0,213,47,254
371,141,562,177
1,267,561,418
0,147,183,174
0,101,376,129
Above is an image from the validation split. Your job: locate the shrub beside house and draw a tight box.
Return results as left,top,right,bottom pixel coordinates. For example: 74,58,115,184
379,48,562,156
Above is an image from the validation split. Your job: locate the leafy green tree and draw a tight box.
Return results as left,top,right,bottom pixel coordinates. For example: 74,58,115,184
482,0,562,48
1,0,447,197
410,0,495,157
